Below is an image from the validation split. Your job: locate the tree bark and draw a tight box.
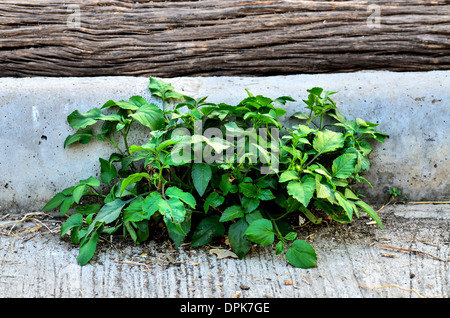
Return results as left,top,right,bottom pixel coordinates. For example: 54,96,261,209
0,0,449,77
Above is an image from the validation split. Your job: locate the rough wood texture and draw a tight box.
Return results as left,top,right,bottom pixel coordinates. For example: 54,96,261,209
0,0,449,77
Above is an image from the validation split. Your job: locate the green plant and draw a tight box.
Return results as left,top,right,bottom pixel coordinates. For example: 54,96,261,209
388,187,402,199
43,78,388,267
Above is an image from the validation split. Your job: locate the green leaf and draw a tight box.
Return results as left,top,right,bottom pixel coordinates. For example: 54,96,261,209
165,186,196,209
129,103,165,130
219,174,232,195
99,158,117,184
228,218,251,259
344,188,359,200
95,199,128,224
286,239,317,269
258,188,275,201
59,196,75,215
148,77,183,100
123,192,161,223
241,196,260,213
72,184,87,204
244,219,274,246
64,128,95,148
67,108,102,129
312,129,344,154
79,176,101,188
287,176,316,208
279,170,299,183
203,192,225,213
219,205,244,222
158,197,186,225
239,183,259,199
285,231,297,241
120,173,151,196
275,241,284,255
335,192,355,222
166,213,191,248
291,111,310,121
142,192,163,216
190,215,225,247
355,200,384,229
332,153,357,179
102,96,146,110
75,203,101,215
313,200,350,223
77,230,100,266
315,175,335,204
42,192,67,211
191,163,212,197
60,213,83,237
299,205,322,224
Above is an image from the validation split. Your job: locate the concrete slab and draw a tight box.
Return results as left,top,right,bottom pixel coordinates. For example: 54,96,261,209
0,71,449,214
0,204,448,299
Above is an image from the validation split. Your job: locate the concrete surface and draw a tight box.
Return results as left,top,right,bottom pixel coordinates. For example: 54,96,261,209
0,204,448,299
0,71,449,214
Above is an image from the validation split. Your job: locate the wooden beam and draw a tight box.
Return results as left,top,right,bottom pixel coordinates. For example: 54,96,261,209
0,0,449,77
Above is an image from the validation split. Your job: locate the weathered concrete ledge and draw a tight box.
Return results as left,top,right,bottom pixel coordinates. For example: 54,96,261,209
0,71,448,214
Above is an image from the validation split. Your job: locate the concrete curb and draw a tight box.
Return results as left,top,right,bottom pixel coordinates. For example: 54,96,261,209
0,204,448,298
0,71,449,214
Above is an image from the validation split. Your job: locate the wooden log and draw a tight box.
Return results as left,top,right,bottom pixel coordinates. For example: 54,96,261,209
0,0,449,77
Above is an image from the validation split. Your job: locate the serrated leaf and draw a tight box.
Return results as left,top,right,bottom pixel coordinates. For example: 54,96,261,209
190,215,225,247
191,163,212,197
332,153,357,179
241,196,260,213
148,77,183,100
157,197,186,224
344,188,359,200
258,188,275,201
203,192,225,213
120,173,151,196
279,170,299,183
219,205,244,222
165,186,196,209
244,219,274,246
129,103,165,130
315,175,335,204
287,176,316,208
286,239,317,269
239,183,259,198
313,129,344,154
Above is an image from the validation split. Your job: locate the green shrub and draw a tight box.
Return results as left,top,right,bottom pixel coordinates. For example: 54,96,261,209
44,78,388,267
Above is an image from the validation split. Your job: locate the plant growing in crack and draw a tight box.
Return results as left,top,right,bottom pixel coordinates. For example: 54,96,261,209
43,78,388,268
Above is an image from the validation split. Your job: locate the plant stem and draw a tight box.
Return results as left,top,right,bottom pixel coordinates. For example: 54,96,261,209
305,152,321,167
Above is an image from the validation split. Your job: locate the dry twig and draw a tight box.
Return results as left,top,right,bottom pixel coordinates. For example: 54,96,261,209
360,284,426,298
379,244,448,262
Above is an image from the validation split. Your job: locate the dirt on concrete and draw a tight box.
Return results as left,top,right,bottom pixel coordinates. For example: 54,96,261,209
0,203,448,299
